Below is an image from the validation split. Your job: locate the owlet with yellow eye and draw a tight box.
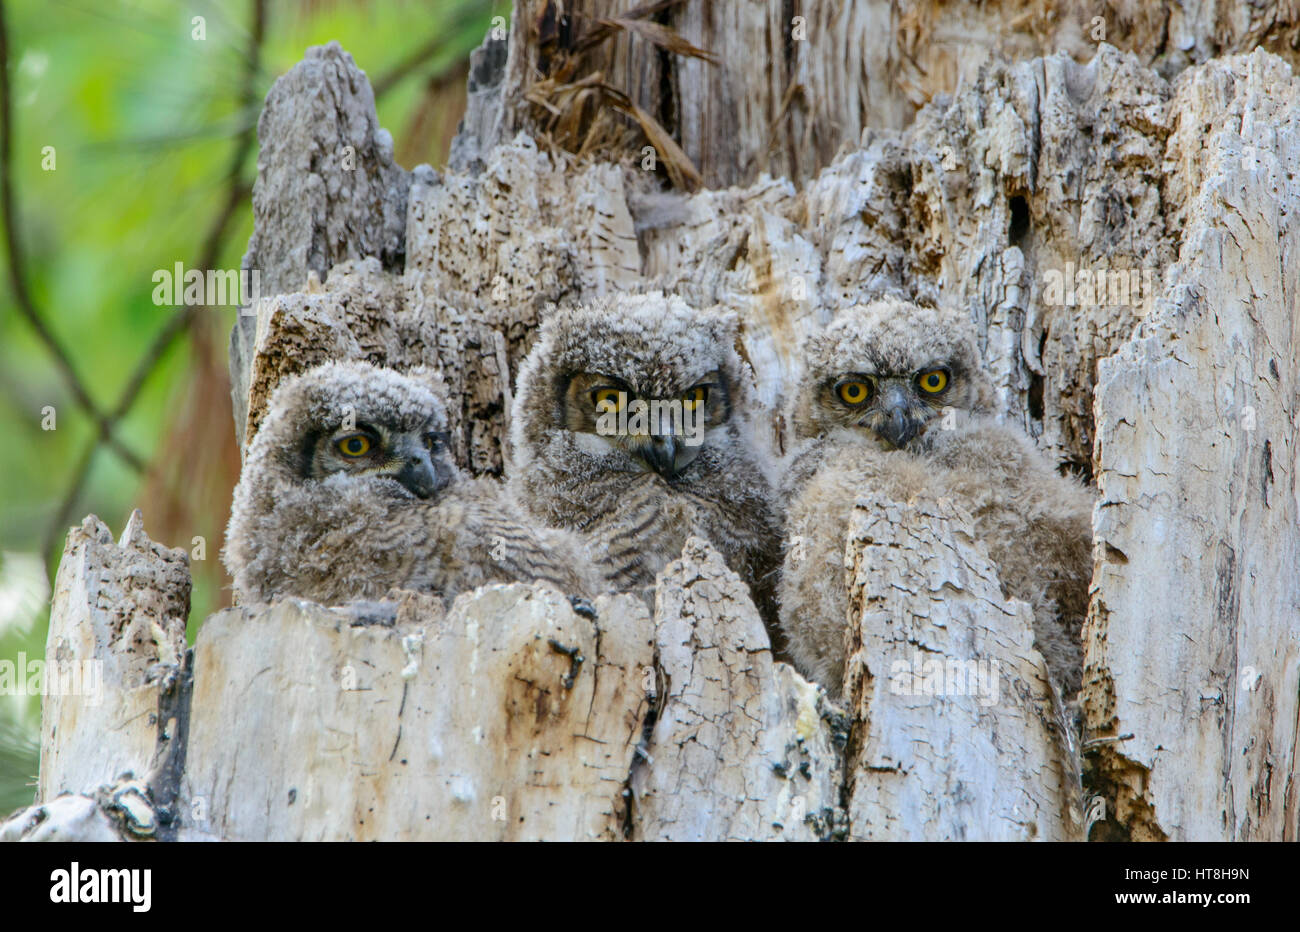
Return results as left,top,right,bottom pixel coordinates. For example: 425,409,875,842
778,298,1094,700
224,361,606,608
507,292,782,637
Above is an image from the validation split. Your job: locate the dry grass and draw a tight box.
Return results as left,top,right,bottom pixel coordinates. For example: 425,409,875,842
522,0,713,190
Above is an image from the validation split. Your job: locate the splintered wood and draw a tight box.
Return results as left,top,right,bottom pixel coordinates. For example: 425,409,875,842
1086,51,1300,842
182,588,652,841
38,511,189,803
844,496,1080,841
632,538,845,841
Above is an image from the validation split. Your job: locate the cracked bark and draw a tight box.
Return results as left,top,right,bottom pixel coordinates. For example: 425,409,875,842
630,538,846,841
1084,52,1300,841
843,496,1080,841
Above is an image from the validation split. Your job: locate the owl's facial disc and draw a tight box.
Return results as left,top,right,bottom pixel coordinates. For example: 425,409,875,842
313,420,450,499
561,370,726,478
831,365,952,449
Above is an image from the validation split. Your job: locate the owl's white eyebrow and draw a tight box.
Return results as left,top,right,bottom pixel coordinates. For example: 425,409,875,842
586,374,630,389
677,370,722,390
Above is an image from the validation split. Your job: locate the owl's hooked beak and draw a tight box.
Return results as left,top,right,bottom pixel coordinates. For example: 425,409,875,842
627,429,702,479
878,408,920,448
642,435,682,478
394,450,443,499
874,383,924,449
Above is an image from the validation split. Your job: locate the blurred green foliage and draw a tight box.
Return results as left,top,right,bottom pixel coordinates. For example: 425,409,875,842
0,0,502,816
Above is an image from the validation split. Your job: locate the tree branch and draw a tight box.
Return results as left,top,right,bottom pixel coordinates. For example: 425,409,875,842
40,0,267,558
0,0,147,474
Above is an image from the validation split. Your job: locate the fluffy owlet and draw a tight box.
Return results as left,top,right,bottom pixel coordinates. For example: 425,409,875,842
507,292,782,632
779,298,1093,699
224,361,605,607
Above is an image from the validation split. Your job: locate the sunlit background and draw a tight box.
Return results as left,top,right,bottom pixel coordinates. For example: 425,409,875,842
0,0,503,813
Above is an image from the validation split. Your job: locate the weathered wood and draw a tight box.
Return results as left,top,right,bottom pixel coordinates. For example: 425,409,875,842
232,41,413,450
37,512,189,805
490,0,1300,189
181,587,652,841
631,538,846,841
843,495,1081,841
1084,50,1300,842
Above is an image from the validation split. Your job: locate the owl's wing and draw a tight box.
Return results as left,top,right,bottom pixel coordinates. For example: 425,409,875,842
453,482,606,599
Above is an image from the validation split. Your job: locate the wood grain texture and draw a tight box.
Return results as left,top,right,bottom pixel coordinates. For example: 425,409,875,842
37,511,189,806
843,495,1081,841
491,0,1300,188
1085,50,1300,841
631,538,845,841
182,587,652,841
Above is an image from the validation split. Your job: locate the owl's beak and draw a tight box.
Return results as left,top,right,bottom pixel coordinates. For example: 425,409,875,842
642,435,682,478
878,407,920,448
874,383,923,449
395,453,441,499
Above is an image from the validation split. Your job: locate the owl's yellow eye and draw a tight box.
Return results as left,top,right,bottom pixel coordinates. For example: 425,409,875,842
917,369,949,394
836,379,871,406
682,386,709,411
591,388,626,412
337,435,372,457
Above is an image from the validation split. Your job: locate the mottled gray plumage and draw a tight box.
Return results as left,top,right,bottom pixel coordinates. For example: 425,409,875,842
507,293,781,629
224,361,602,607
779,298,1093,698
